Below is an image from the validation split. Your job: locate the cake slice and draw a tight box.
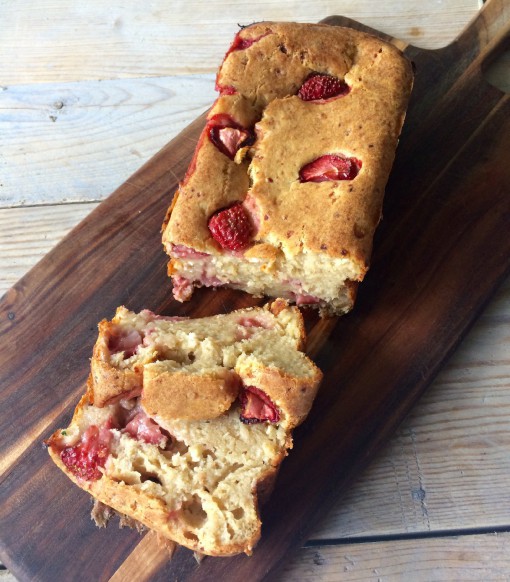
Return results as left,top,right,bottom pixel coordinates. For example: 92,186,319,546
162,22,413,315
46,300,322,556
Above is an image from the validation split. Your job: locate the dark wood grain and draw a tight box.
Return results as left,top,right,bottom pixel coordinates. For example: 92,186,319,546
1,1,509,580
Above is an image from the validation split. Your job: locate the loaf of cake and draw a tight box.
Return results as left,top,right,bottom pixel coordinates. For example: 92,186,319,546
46,300,322,556
162,22,414,315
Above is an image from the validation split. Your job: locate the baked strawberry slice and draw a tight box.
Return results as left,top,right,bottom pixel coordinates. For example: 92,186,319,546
108,329,143,358
299,154,361,182
298,73,349,102
123,409,168,447
60,425,111,481
226,31,272,56
208,203,254,251
215,84,237,96
208,114,254,160
239,386,280,424
216,31,271,95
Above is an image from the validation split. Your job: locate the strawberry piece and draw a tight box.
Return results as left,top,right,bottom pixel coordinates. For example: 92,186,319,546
208,203,253,251
299,154,361,182
295,293,321,306
216,31,272,94
240,386,280,424
237,316,271,329
225,31,272,57
107,329,143,358
60,425,111,481
210,127,251,159
123,410,167,447
170,244,209,259
216,84,237,95
208,114,254,160
298,73,349,102
171,275,194,302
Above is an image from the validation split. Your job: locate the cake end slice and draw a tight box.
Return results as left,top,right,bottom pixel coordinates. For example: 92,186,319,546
46,300,322,556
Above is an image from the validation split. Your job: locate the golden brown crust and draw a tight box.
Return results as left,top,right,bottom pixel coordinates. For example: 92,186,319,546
217,23,357,107
236,358,323,430
164,94,261,253
89,319,143,406
141,368,240,421
89,361,142,406
46,393,91,449
162,22,413,312
165,23,412,262
254,465,281,509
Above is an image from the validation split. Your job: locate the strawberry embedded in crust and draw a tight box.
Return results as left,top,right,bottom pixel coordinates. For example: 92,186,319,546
299,154,362,183
208,203,254,251
216,30,272,94
298,73,350,102
225,30,272,57
208,114,254,160
215,84,237,95
240,386,280,424
60,425,112,481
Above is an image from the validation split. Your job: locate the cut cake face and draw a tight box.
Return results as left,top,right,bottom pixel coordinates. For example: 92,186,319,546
162,22,414,315
46,300,322,556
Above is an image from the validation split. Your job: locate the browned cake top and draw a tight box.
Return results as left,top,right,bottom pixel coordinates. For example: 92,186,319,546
165,22,413,272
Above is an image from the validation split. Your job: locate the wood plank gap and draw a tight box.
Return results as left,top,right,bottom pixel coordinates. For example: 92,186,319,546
305,524,510,547
4,200,102,210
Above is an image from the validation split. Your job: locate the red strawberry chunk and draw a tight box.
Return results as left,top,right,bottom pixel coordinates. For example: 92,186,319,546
216,84,237,95
295,293,321,305
226,31,272,56
172,276,194,302
108,329,143,358
210,126,251,159
170,244,209,259
208,203,253,251
299,154,361,182
298,73,349,102
237,316,272,329
123,410,167,447
240,386,280,424
208,114,254,160
60,425,111,481
216,31,271,95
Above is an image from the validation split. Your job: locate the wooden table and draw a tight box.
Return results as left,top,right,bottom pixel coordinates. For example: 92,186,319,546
2,1,510,579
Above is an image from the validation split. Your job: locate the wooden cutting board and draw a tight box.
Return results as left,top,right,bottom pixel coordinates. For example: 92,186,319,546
1,1,509,580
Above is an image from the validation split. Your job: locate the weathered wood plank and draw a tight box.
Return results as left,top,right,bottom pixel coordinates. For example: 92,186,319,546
0,204,97,295
0,76,215,206
281,532,510,581
0,1,479,84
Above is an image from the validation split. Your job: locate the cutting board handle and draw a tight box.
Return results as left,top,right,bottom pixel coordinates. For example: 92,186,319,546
454,0,510,70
